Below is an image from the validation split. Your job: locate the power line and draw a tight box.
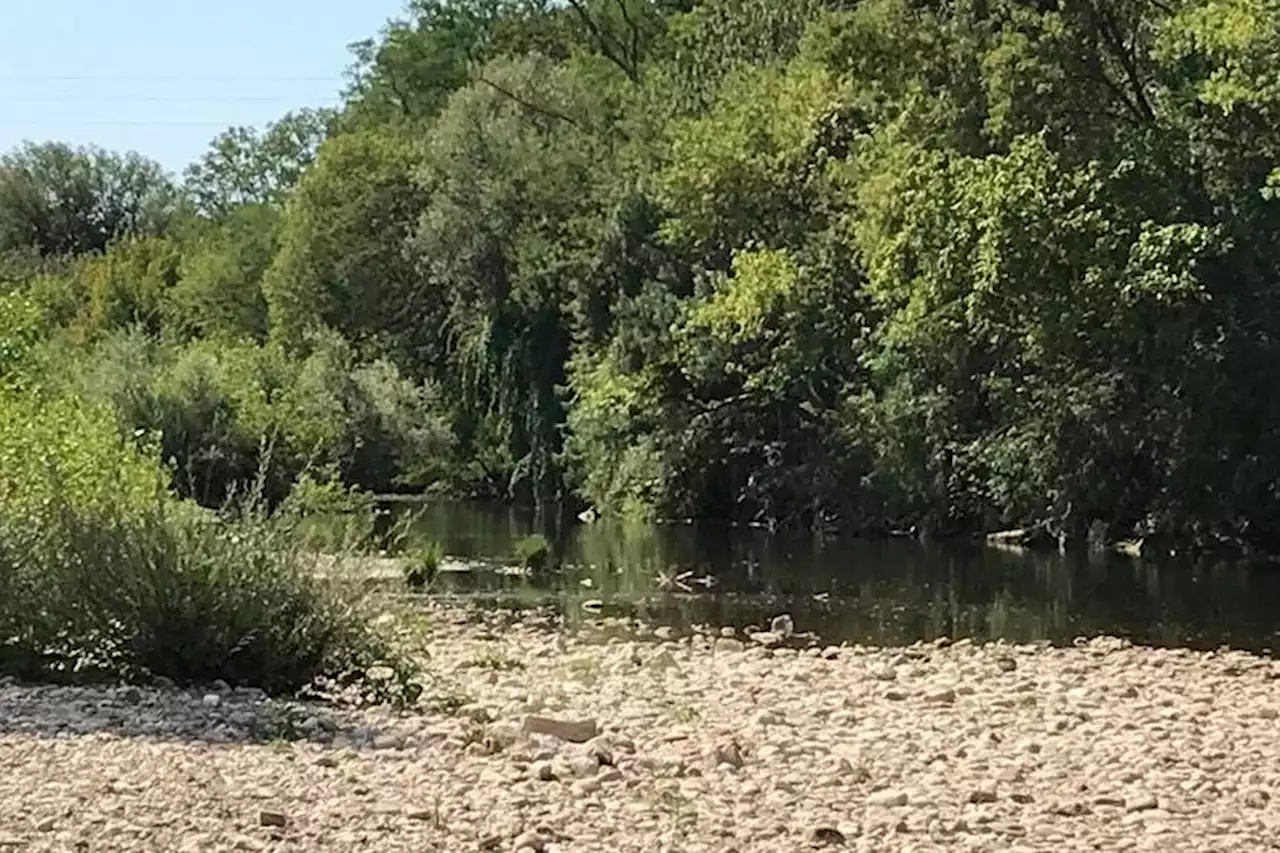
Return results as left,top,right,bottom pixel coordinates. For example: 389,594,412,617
0,75,348,82
0,120,261,127
0,96,343,103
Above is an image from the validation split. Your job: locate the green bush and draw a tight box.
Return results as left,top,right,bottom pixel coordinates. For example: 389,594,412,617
513,533,552,574
0,387,418,695
403,539,443,590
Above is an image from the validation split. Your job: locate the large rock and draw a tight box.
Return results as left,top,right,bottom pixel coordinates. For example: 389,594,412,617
521,714,600,743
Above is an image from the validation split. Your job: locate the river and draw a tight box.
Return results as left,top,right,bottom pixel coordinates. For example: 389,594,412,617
376,501,1280,654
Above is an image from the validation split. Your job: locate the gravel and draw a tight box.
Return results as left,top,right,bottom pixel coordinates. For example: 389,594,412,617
2,605,1279,852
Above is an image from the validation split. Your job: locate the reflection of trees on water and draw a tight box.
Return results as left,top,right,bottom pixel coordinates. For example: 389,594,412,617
394,502,1280,653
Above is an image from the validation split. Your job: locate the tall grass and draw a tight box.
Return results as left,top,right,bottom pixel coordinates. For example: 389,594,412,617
0,387,419,698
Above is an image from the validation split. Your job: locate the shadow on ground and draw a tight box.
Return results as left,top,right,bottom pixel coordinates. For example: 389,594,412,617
0,679,416,748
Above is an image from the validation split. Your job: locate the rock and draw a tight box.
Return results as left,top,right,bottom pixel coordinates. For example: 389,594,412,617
754,709,784,726
925,688,956,705
717,638,746,653
566,755,599,777
258,810,288,828
712,739,745,769
585,737,615,766
231,836,266,852
458,703,492,723
521,714,599,743
479,835,503,851
996,655,1018,672
646,649,680,672
1051,800,1089,817
598,767,624,784
871,665,897,681
1244,789,1271,809
201,694,221,708
969,785,998,804
867,790,909,807
811,826,847,845
1126,794,1159,813
571,777,602,796
513,830,548,852
34,817,55,833
654,626,676,640
530,760,556,781
119,686,143,704
884,689,908,701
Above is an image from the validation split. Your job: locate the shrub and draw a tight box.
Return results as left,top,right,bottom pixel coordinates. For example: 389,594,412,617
404,540,443,590
0,387,419,696
513,533,552,574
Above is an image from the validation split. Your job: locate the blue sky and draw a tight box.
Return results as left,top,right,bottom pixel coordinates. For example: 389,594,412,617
0,0,409,176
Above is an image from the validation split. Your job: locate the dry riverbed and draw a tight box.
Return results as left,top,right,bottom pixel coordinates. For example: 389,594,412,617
2,604,1279,852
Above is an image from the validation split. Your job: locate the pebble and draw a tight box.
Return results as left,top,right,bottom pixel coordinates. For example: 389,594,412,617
1,610,1277,853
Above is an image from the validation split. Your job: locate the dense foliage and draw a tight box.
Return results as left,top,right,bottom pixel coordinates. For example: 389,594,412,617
6,0,1280,553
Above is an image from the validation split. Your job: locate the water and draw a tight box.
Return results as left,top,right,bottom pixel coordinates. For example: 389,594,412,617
382,501,1280,654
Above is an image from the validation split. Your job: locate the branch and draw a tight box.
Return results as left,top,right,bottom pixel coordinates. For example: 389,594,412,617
1095,7,1156,122
565,0,640,83
612,0,642,78
476,76,583,130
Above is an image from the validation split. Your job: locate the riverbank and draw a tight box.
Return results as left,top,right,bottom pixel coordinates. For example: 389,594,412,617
2,604,1278,852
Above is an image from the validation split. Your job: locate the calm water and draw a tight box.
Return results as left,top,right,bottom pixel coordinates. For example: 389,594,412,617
382,501,1280,655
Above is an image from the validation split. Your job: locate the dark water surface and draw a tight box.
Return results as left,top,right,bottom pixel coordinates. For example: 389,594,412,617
386,501,1280,655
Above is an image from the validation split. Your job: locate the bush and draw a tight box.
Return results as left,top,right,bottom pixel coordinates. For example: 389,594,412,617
513,533,552,574
403,539,443,590
0,387,418,696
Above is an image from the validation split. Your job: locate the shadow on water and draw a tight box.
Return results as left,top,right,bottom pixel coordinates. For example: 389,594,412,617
380,501,1280,655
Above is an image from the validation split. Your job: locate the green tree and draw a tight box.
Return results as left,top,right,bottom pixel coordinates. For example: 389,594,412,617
0,142,177,257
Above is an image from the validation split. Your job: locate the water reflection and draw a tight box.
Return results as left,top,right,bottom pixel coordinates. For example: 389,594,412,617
387,502,1280,654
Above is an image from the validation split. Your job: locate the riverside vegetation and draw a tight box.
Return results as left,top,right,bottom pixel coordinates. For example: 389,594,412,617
4,0,1280,690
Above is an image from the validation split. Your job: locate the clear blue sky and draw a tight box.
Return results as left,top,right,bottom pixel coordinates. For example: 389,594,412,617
0,0,409,176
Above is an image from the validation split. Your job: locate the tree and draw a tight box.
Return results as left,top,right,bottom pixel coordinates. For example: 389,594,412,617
0,142,177,257
183,109,336,218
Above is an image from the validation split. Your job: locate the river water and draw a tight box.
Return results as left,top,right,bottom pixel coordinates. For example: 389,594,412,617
384,501,1280,654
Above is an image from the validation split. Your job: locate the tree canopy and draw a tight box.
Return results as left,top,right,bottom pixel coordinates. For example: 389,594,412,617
5,0,1280,554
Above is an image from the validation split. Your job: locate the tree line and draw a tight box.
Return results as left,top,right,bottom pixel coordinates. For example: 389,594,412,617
4,0,1280,554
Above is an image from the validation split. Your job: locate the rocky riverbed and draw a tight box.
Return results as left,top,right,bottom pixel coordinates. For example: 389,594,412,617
2,604,1279,852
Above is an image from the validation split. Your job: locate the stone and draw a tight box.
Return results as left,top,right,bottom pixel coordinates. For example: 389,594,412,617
712,739,745,769
646,649,680,672
513,831,548,853
996,655,1018,672
119,686,143,704
258,810,288,828
811,826,847,845
1126,794,1159,813
969,785,998,804
521,715,599,743
1244,789,1271,809
871,665,897,681
654,626,676,640
34,817,55,833
572,777,602,796
925,688,956,705
530,760,556,781
868,790,909,807
201,694,221,708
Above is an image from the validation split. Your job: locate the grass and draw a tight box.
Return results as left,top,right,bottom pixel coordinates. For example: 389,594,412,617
404,539,443,591
0,439,420,699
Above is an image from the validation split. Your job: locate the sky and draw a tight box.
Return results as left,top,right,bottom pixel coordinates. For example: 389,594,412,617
0,0,410,176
